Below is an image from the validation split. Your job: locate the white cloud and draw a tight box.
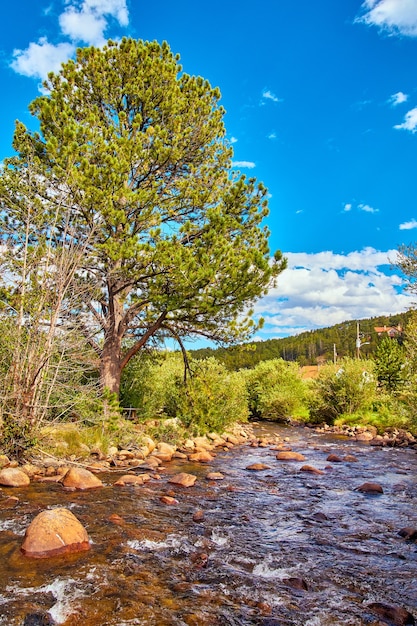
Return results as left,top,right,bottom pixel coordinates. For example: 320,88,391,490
261,89,282,104
358,0,417,37
230,136,238,144
267,132,277,140
232,161,256,169
10,0,129,80
394,107,417,132
358,203,379,213
388,91,408,106
60,0,129,46
254,248,411,338
11,38,75,80
343,203,352,212
399,218,417,230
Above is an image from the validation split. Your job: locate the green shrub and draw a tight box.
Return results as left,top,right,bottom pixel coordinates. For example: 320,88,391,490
244,358,309,421
175,358,248,435
308,358,377,424
121,353,248,435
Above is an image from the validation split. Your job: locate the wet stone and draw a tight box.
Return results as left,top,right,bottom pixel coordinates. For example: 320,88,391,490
356,482,384,494
246,463,271,471
276,451,306,461
398,527,417,541
367,602,416,625
326,453,343,462
300,465,324,475
168,472,197,487
283,577,309,590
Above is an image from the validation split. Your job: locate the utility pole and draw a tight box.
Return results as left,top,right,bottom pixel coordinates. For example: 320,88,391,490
356,322,361,359
333,343,337,364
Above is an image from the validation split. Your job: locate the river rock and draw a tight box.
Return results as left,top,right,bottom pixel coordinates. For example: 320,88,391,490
160,495,179,505
60,467,103,490
343,454,358,462
398,527,417,541
326,453,342,462
168,472,197,487
113,473,151,486
188,450,214,463
367,602,415,625
356,482,384,494
0,495,19,508
193,510,205,522
246,463,271,471
283,577,309,590
0,467,30,487
276,451,306,461
152,442,176,462
300,465,324,475
21,508,90,558
206,472,225,480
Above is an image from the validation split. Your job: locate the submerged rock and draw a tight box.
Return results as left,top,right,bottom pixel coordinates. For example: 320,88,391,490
246,463,271,471
21,508,90,558
300,465,324,475
367,602,415,625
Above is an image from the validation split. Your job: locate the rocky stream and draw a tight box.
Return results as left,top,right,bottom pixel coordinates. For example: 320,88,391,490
0,423,416,626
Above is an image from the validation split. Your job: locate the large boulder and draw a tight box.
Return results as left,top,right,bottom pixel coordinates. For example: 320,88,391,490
60,467,103,490
0,467,30,487
21,508,90,558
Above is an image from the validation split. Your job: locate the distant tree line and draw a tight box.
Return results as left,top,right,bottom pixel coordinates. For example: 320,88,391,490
189,312,412,370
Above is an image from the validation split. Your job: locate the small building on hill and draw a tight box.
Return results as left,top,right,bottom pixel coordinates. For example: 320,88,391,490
374,324,402,338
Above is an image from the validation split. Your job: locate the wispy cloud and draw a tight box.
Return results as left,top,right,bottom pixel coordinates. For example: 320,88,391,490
267,132,277,140
394,107,417,133
230,136,238,144
261,89,282,104
11,0,129,81
232,161,256,169
399,218,417,230
388,91,408,106
358,203,379,213
254,248,410,338
357,0,417,37
343,203,352,212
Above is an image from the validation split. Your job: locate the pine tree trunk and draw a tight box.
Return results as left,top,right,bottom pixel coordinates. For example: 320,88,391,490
100,334,122,397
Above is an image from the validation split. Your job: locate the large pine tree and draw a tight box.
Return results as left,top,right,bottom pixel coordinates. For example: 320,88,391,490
0,38,285,396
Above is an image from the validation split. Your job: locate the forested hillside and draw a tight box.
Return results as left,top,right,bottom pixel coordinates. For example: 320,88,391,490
189,312,412,370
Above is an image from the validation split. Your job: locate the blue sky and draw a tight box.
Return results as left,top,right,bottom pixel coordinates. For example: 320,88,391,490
1,0,417,340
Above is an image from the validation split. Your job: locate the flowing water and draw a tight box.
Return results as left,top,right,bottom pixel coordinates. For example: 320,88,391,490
0,424,416,625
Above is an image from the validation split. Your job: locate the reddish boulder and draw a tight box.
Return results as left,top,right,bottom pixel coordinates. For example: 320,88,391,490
160,495,179,505
21,508,90,558
326,453,342,462
246,463,271,471
60,467,103,490
367,602,415,625
193,510,205,522
356,482,383,494
0,467,30,487
188,450,214,463
276,451,306,461
113,473,151,486
300,465,324,475
168,472,197,487
206,472,225,480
